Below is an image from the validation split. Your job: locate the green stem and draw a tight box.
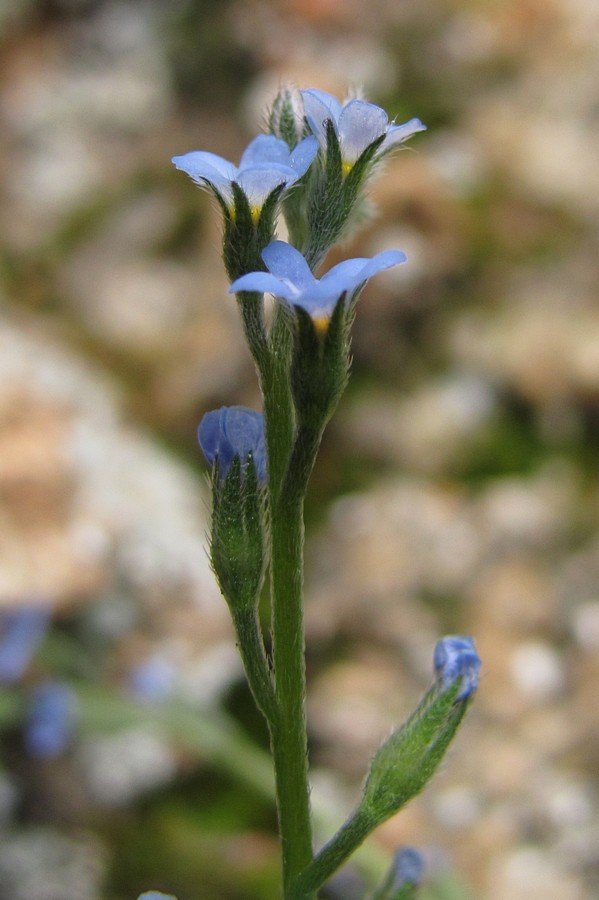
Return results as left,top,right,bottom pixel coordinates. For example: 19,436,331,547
263,308,316,896
270,485,314,897
292,808,374,896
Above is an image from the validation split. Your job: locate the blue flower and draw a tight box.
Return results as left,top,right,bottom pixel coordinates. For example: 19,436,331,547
229,240,406,328
301,89,426,171
389,846,425,889
24,680,77,759
434,636,481,702
129,654,175,703
172,133,318,216
136,893,178,900
0,605,51,684
198,406,267,483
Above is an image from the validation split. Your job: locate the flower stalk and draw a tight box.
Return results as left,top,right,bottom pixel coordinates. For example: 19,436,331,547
169,85,480,900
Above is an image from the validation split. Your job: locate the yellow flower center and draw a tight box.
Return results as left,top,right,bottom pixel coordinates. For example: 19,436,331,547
312,316,331,335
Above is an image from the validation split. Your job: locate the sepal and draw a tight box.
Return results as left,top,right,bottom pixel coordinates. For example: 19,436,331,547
210,455,267,611
222,181,285,282
290,293,351,431
299,122,386,269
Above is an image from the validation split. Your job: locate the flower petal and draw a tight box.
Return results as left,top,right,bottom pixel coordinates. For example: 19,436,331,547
322,249,407,294
236,167,293,207
289,135,319,177
378,117,427,153
239,134,292,169
302,89,343,123
171,150,237,182
229,271,299,301
338,100,388,163
262,240,316,289
301,89,342,144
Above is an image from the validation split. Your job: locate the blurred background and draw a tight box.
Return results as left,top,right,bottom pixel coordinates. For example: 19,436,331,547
1,0,598,898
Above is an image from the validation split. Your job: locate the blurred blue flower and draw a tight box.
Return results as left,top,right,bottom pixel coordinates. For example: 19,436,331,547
434,636,481,702
301,89,426,170
230,240,406,327
24,680,77,759
172,134,318,214
389,846,425,889
136,893,178,900
198,406,267,483
129,654,175,703
0,605,51,684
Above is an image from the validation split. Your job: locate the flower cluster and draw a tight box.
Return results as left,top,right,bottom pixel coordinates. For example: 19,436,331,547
172,86,425,484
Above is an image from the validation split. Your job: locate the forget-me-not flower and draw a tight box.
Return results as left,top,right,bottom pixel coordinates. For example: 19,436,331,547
136,893,178,900
198,406,267,484
172,134,318,218
0,605,51,684
137,891,177,900
434,635,481,702
388,846,425,889
301,89,426,173
129,654,175,703
24,680,77,759
229,240,406,329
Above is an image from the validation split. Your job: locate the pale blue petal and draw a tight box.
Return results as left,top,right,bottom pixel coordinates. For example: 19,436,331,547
322,249,406,293
236,168,292,207
378,118,427,153
229,272,299,301
289,135,319,176
239,134,292,169
301,89,343,122
301,89,342,144
262,240,316,289
171,150,237,182
350,248,408,281
338,100,388,163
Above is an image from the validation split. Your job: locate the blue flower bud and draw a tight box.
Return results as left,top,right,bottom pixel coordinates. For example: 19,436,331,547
0,605,51,684
390,846,424,888
268,86,309,149
24,680,77,759
433,636,481,702
374,846,425,899
198,406,267,484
